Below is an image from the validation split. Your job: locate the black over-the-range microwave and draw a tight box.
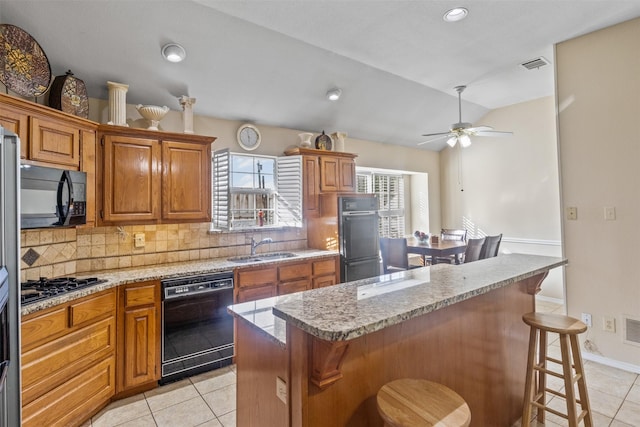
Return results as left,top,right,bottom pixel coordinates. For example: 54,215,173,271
20,164,87,229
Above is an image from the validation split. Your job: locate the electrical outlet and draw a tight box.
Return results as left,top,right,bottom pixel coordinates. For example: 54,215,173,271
276,377,287,404
604,206,616,221
134,233,145,248
581,312,592,328
603,316,616,333
566,207,578,220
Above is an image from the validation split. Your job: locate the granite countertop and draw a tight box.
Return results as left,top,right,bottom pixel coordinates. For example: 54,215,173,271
21,249,337,316
228,254,567,344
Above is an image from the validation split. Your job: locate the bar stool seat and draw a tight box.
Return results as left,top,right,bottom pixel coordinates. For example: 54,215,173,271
522,312,593,426
376,378,471,427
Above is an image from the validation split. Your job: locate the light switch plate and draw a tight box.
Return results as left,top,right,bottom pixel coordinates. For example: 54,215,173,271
604,206,616,221
134,233,145,248
276,377,287,404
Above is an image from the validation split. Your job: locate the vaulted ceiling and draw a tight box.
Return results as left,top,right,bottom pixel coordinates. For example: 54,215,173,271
2,1,639,150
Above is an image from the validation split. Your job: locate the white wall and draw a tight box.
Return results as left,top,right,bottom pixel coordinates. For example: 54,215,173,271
556,17,640,367
440,96,563,300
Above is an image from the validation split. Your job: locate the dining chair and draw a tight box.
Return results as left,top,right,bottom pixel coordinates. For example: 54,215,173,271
441,229,467,241
434,228,468,264
380,237,421,274
479,234,502,259
463,237,486,263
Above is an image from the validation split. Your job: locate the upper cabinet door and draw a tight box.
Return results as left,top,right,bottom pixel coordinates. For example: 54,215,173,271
0,105,29,159
319,156,340,192
161,140,211,222
101,134,161,223
30,116,81,168
338,158,356,192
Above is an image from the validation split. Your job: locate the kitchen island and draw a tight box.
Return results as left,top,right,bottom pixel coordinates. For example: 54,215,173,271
228,253,567,427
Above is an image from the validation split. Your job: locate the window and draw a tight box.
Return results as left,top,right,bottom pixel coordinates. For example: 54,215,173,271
212,149,302,230
357,172,405,238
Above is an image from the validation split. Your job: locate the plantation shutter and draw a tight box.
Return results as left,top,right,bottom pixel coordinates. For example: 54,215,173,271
276,156,303,227
212,149,230,230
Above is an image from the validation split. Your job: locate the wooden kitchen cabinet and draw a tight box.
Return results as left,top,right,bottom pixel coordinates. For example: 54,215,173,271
284,147,357,218
116,280,161,395
234,255,339,303
21,289,117,427
319,155,356,192
0,92,97,169
98,125,215,225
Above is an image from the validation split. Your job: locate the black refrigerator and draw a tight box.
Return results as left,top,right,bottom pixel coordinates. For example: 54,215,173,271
338,195,380,282
0,127,21,427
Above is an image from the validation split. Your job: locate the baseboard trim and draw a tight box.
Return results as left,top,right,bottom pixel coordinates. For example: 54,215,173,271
582,352,640,374
502,237,562,246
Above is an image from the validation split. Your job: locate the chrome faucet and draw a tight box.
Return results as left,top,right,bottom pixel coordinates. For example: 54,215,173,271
250,237,273,255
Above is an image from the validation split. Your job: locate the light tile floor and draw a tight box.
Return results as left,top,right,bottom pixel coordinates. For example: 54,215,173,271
85,299,639,427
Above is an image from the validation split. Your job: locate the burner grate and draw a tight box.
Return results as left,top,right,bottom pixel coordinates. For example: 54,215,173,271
21,277,107,305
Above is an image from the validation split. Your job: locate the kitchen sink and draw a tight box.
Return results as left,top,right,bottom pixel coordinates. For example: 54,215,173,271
227,252,297,263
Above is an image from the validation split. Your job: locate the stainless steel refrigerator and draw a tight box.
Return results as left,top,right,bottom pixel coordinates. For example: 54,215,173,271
0,127,21,426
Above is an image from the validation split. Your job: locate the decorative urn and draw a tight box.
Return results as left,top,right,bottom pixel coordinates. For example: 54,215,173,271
136,105,169,130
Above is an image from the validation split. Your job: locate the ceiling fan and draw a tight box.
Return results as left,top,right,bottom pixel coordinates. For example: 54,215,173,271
419,85,513,147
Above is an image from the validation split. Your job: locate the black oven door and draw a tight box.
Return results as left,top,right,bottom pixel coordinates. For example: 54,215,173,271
341,212,380,260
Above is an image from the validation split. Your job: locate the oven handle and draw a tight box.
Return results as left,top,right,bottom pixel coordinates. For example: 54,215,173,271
342,210,377,216
163,283,233,301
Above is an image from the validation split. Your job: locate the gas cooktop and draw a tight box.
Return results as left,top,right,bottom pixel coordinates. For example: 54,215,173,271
21,277,107,305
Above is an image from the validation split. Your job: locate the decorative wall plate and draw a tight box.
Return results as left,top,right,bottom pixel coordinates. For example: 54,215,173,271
48,70,89,118
0,24,51,97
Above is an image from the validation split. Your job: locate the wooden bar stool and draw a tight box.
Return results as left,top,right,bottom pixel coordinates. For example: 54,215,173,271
376,379,471,427
522,312,593,426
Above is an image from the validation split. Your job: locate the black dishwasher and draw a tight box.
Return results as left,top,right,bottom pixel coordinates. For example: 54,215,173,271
160,271,234,384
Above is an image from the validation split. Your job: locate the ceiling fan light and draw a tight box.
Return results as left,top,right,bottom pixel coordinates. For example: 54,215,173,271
459,134,471,147
162,43,186,63
443,7,468,22
446,136,458,147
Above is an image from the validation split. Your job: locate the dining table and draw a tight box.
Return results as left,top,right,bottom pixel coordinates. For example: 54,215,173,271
406,237,467,265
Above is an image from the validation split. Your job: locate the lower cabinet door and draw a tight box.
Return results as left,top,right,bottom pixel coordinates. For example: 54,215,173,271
313,274,337,289
122,305,157,390
22,356,115,427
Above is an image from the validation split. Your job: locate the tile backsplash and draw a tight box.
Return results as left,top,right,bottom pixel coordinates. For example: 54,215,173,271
20,223,307,282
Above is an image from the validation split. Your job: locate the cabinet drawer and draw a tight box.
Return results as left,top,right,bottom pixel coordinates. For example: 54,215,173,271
22,316,116,400
278,279,310,296
237,285,276,303
22,356,115,427
313,258,336,276
237,267,277,288
313,275,337,289
21,307,67,349
70,290,116,327
123,283,157,308
279,262,312,282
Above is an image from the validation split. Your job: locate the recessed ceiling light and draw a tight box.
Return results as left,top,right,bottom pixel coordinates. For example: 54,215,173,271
443,7,468,22
161,43,186,63
326,88,342,101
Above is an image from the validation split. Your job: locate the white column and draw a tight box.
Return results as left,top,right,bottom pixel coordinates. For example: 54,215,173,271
107,81,129,126
179,96,196,134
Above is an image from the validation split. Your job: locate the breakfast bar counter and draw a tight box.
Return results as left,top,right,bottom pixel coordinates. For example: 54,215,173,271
228,254,567,427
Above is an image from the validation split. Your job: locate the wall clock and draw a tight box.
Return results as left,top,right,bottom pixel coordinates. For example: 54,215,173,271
237,124,261,151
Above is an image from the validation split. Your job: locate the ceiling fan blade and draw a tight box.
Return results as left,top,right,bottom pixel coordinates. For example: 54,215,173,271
465,125,493,133
421,131,451,137
417,134,451,145
474,130,513,137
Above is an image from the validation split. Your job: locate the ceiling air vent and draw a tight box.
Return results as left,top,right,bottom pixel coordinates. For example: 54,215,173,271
520,57,550,70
